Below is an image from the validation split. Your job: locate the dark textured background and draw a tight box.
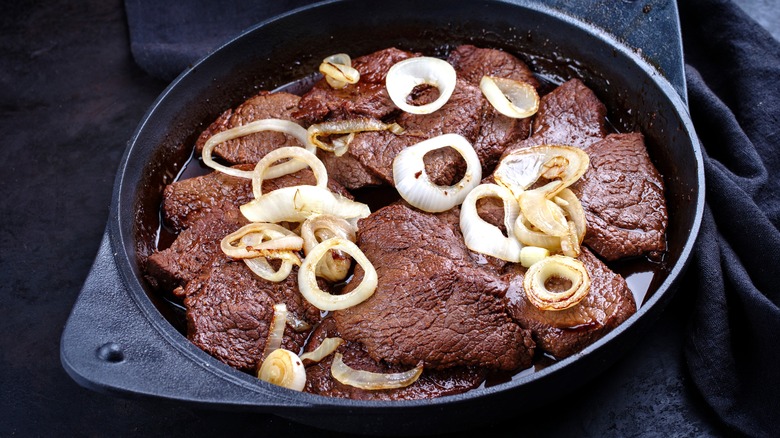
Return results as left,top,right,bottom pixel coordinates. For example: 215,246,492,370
1,0,775,436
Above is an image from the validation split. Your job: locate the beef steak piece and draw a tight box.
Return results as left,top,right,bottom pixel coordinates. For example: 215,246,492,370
194,91,303,165
333,203,535,372
505,246,636,359
183,256,322,372
303,318,487,400
572,133,668,260
293,47,417,125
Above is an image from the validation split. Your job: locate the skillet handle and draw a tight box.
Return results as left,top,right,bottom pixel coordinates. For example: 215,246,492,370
543,0,687,102
60,231,311,410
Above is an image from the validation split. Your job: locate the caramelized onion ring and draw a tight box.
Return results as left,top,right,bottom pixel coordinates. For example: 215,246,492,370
301,215,357,282
252,146,328,198
479,76,540,118
319,53,359,89
331,353,423,390
494,144,590,199
240,185,371,225
307,119,404,157
386,56,456,114
221,223,303,259
524,255,591,311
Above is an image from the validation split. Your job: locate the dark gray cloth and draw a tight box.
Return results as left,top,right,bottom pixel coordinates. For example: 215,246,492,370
124,0,780,436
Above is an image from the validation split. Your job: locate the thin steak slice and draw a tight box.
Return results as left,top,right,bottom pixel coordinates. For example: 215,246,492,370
505,246,636,359
293,47,417,125
303,318,487,400
571,133,668,260
334,203,535,372
193,91,303,164
183,256,322,372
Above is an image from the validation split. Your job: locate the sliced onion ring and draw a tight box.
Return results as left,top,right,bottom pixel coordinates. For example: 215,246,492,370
386,56,456,114
460,183,523,262
494,144,590,199
221,223,303,259
252,146,328,199
524,255,591,311
257,348,306,391
244,256,298,283
202,119,314,179
301,214,357,282
479,76,540,119
319,53,359,89
261,303,288,360
240,185,371,225
513,212,561,251
308,119,404,157
331,353,423,390
300,337,344,363
393,133,482,213
518,182,571,237
298,238,378,311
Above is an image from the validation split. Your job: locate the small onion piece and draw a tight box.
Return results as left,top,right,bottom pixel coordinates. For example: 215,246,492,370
298,238,378,311
257,348,306,391
513,212,562,251
386,56,456,114
555,188,587,244
393,133,482,213
331,353,423,390
308,119,404,157
244,256,298,283
494,144,590,199
252,146,328,199
202,119,314,179
518,182,571,237
221,223,303,259
240,185,371,225
301,214,357,282
460,183,523,262
299,337,344,363
519,246,550,268
319,53,359,89
261,303,288,360
524,255,591,311
479,76,540,119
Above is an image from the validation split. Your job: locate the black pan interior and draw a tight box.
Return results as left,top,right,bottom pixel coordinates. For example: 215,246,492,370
112,0,702,434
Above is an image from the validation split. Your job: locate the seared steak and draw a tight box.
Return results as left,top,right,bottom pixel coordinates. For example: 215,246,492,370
505,246,636,359
194,91,303,164
572,133,668,260
183,256,322,372
303,318,486,400
334,203,535,371
447,44,539,88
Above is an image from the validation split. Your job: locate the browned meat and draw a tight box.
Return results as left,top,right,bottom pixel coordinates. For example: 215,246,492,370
505,246,636,359
161,166,352,232
334,203,535,372
502,78,607,159
145,208,248,293
303,318,487,400
193,91,303,164
447,44,539,88
293,47,417,125
572,133,668,260
183,256,322,372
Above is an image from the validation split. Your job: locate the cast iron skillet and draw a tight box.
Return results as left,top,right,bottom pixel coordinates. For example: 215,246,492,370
61,0,703,435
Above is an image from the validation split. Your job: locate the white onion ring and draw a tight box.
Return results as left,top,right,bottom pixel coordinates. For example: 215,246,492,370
244,257,297,283
251,146,328,199
301,214,357,282
386,56,456,114
494,144,590,199
524,255,591,311
459,183,523,262
300,337,344,363
298,238,377,311
319,53,359,89
202,119,315,179
479,76,540,119
257,348,306,391
393,133,482,212
261,303,288,360
331,353,423,390
240,185,371,225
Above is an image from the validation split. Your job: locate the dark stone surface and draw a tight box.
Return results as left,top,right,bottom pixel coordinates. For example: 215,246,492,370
0,1,755,436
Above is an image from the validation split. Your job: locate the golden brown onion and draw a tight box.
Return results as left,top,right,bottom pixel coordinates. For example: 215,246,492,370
319,53,359,89
331,353,423,390
479,76,540,119
257,348,306,391
307,119,403,157
523,255,591,311
494,144,590,199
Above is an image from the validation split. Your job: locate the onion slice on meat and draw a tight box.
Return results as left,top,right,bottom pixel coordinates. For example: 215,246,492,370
393,133,482,213
319,53,359,89
301,214,357,282
307,119,404,157
479,76,540,119
202,119,314,179
331,353,423,390
298,238,377,311
386,56,456,114
261,303,288,360
244,256,299,283
300,337,344,363
257,348,306,391
519,246,550,268
252,146,328,198
240,185,371,225
494,144,590,199
524,255,591,311
220,223,303,259
459,183,523,262
518,183,571,237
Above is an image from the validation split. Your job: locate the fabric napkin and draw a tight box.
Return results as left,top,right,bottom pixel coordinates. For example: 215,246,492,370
124,0,780,436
